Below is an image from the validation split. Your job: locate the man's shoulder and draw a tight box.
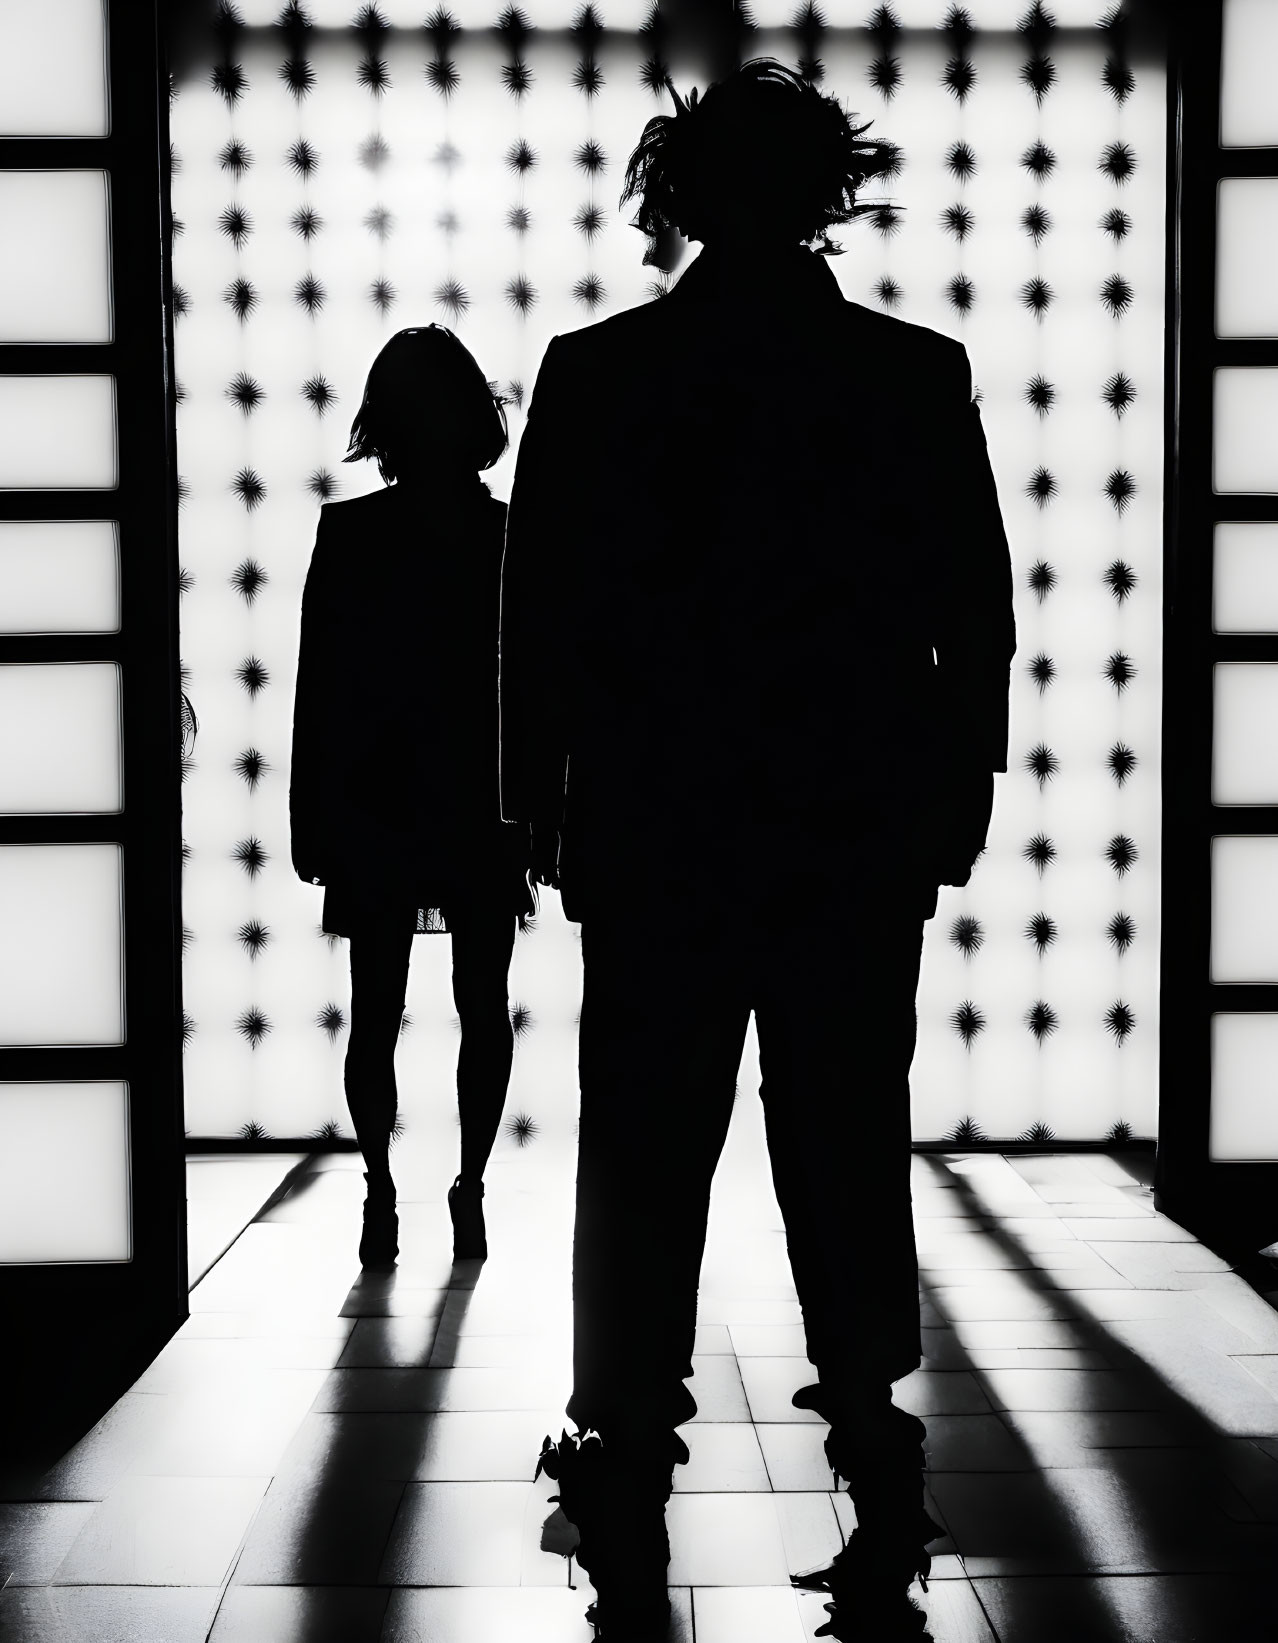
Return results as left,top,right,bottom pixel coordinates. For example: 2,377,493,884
841,299,968,365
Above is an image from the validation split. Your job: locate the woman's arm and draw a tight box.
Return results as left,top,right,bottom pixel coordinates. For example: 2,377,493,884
289,509,340,883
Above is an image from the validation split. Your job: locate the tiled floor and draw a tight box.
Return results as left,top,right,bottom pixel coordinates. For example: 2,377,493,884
5,1101,1278,1642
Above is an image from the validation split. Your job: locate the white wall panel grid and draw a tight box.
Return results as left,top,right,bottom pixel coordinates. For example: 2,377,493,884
171,4,1164,1142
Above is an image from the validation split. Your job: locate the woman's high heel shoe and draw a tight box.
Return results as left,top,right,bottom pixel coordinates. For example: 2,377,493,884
359,1173,399,1268
447,1173,487,1261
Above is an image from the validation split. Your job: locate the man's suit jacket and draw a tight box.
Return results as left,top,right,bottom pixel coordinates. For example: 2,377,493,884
499,242,1016,920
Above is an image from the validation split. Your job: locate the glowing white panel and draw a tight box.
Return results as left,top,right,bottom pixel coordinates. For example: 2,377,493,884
1214,523,1278,632
0,173,112,343
0,377,117,490
1212,837,1278,983
0,521,120,632
0,664,122,814
1214,665,1278,805
1217,179,1278,338
0,0,108,137
0,844,123,1045
1210,1015,1278,1160
1221,0,1278,148
1214,370,1278,494
0,1082,129,1263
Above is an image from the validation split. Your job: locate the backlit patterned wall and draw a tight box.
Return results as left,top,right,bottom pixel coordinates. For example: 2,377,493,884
171,1,1165,1143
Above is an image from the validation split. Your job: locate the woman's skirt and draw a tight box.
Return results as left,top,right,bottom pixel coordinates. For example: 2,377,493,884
320,822,534,938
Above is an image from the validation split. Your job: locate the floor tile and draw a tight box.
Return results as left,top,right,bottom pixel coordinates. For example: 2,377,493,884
208,1585,390,1642
378,1481,532,1585
274,1412,434,1481
971,1572,1278,1642
756,1424,834,1492
0,1586,220,1643
666,1493,791,1586
727,1325,811,1358
684,1355,751,1422
976,1368,1163,1413
673,1423,771,1492
893,1371,994,1416
52,1475,269,1585
998,1409,1201,1466
919,1414,1034,1471
338,1316,444,1368
413,1410,558,1482
231,1472,406,1584
0,1502,97,1584
382,1586,692,1643
691,1584,811,1643
962,1347,1111,1370
311,1364,564,1414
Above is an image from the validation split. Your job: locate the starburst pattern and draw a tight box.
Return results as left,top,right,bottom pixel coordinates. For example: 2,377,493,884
301,375,336,415
172,284,190,319
1026,999,1058,1041
510,1002,534,1038
1100,206,1132,241
950,1001,986,1047
232,468,265,510
573,202,606,239
279,56,314,98
233,748,269,789
235,656,269,697
1107,742,1137,786
505,138,537,173
1100,274,1134,317
1021,202,1051,242
182,1013,197,1047
237,919,270,960
572,274,606,309
868,54,901,97
1105,469,1137,513
1100,140,1136,184
942,56,975,101
426,56,459,95
224,278,258,321
574,56,603,96
436,210,459,235
1105,834,1138,875
505,276,537,313
1107,912,1136,954
218,139,252,177
1027,560,1056,601
357,54,390,95
232,837,268,877
290,205,323,240
574,139,606,174
504,380,524,409
285,137,317,175
873,277,903,309
947,1113,987,1141
1021,277,1054,318
211,60,247,105
950,915,984,957
946,140,976,180
1028,652,1055,693
501,58,533,96
225,373,263,415
1104,559,1138,602
364,204,393,239
1105,1001,1136,1044
294,273,325,314
1026,466,1057,507
1026,743,1059,787
1107,1118,1134,1143
1103,55,1135,101
306,468,337,501
236,1011,271,1050
178,566,194,595
1025,374,1056,415
1020,54,1056,103
359,134,390,170
946,275,975,314
434,279,469,318
369,278,396,314
506,1110,538,1146
316,1003,346,1041
218,205,251,247
868,203,903,237
1026,912,1057,953
1102,371,1136,418
1021,140,1056,180
941,204,974,241
506,205,531,234
1104,652,1136,692
1019,1120,1057,1142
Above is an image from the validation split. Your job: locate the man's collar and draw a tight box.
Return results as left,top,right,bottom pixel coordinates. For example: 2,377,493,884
666,241,846,306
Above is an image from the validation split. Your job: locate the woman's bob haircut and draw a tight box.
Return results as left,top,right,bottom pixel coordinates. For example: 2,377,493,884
620,57,901,257
344,325,509,483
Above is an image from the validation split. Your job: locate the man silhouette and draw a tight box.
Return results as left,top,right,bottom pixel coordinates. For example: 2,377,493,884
500,59,1015,1641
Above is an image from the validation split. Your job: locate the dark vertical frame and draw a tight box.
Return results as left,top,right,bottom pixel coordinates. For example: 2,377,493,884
0,1,187,1419
1156,0,1278,1250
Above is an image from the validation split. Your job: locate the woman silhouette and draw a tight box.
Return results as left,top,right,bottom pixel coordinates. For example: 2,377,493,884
290,325,533,1268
